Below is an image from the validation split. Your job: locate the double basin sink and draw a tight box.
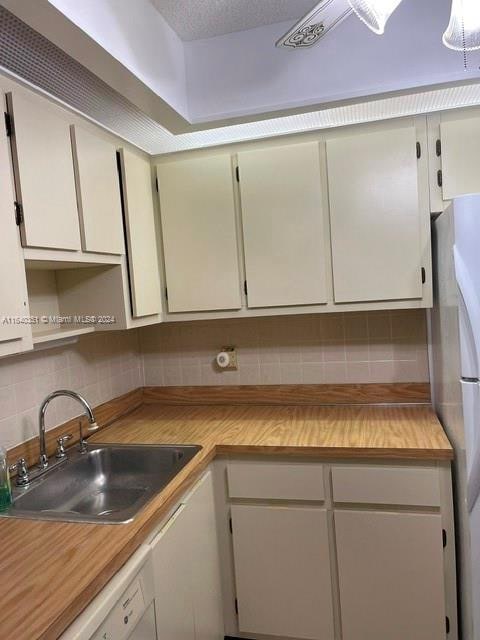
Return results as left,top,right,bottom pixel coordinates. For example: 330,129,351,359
1,443,201,524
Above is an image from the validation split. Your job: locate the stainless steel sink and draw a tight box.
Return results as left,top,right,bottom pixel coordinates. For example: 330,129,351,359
0,443,201,524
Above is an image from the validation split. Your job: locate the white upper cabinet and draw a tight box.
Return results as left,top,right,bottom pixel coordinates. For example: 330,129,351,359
439,112,480,201
119,149,162,318
327,123,424,304
70,125,124,255
238,142,328,308
7,91,81,251
157,155,242,313
0,94,32,357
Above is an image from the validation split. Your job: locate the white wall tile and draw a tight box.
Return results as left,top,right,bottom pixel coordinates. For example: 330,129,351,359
260,363,282,385
0,330,143,450
0,387,16,421
140,310,429,389
324,362,347,383
302,362,324,384
280,363,303,384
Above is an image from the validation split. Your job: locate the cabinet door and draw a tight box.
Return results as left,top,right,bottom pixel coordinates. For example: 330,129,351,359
335,510,446,640
231,505,334,640
157,155,242,312
188,472,224,640
119,149,162,317
440,113,480,200
0,99,32,357
238,142,328,308
327,124,423,303
151,504,196,640
7,92,80,250
70,125,124,254
151,472,223,640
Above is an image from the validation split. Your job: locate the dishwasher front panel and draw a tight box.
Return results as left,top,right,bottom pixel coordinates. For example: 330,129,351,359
127,602,157,640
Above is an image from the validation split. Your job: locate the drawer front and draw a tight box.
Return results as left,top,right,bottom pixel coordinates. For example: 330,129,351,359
227,461,325,501
332,465,441,507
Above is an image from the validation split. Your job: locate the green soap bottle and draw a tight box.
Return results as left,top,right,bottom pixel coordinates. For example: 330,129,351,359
0,445,12,512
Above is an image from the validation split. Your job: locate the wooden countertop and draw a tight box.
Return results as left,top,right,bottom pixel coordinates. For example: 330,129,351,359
0,402,452,640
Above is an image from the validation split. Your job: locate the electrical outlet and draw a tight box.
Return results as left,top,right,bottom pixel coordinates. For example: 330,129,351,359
217,346,237,370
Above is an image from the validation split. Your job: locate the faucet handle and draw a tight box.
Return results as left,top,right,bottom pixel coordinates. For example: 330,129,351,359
56,433,73,459
10,458,30,487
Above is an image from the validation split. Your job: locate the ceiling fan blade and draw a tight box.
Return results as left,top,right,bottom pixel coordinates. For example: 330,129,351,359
276,0,353,49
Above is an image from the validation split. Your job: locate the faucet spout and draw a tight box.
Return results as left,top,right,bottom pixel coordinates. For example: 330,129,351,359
38,390,97,468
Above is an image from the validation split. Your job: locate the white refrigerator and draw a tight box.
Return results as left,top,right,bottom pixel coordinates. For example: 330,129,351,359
432,194,480,640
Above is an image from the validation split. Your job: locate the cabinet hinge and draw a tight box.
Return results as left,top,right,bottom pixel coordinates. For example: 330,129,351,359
234,598,239,615
155,176,159,192
442,529,447,548
446,616,450,634
235,166,240,182
437,169,443,188
244,280,248,296
165,287,168,301
416,141,421,159
4,111,12,137
14,201,23,226
436,138,442,157
229,516,233,534
421,267,426,284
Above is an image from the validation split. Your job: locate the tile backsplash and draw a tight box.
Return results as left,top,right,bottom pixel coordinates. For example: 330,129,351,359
0,331,143,449
140,310,429,388
0,310,429,450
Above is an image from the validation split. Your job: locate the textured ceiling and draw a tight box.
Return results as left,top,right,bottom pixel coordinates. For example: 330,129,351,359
150,0,318,41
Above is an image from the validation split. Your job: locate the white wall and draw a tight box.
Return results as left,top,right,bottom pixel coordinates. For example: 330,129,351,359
47,0,189,118
43,0,480,127
185,0,480,123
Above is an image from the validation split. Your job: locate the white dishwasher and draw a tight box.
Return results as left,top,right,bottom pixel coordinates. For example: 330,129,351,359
60,544,157,640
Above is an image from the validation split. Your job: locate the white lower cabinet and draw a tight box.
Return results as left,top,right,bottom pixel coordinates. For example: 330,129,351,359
150,471,224,640
231,504,334,640
221,460,456,640
335,510,446,640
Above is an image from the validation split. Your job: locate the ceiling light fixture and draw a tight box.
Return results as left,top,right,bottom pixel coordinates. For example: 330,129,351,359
443,0,480,51
347,0,403,35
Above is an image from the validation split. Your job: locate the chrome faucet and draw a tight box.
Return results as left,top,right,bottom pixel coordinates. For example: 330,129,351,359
38,390,99,468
